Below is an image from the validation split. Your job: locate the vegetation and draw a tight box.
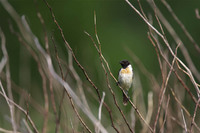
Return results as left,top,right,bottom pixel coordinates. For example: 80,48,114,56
0,0,200,132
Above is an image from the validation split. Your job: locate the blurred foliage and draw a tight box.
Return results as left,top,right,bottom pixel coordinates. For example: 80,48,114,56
0,0,200,132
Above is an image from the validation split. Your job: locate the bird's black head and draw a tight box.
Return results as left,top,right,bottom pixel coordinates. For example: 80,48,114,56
120,60,130,69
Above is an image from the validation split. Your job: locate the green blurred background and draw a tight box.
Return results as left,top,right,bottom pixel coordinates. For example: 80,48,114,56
0,0,200,132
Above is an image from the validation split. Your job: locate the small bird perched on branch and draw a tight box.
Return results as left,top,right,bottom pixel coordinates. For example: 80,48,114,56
118,60,134,105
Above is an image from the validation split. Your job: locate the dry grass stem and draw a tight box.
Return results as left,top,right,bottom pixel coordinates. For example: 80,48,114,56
169,88,190,117
191,98,200,132
22,119,33,133
92,12,134,132
41,2,118,132
181,109,188,133
0,0,199,132
0,82,39,133
85,29,153,132
51,36,65,133
0,127,21,133
141,92,153,133
96,92,106,133
159,95,170,132
153,43,179,133
0,28,17,133
20,8,107,132
147,0,200,87
161,0,200,54
126,0,200,97
195,9,200,19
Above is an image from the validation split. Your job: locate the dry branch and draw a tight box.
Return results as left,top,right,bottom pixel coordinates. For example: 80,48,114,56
85,11,154,132
0,0,200,132
161,0,200,54
0,82,39,133
125,0,200,97
19,6,107,133
0,28,17,133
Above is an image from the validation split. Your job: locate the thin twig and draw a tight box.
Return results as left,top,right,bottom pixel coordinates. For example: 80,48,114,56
130,108,136,132
22,119,33,133
16,16,50,133
149,32,200,110
161,0,200,54
96,92,105,133
51,36,65,133
70,118,75,133
87,30,133,132
153,43,180,133
126,0,200,97
1,70,45,115
0,0,33,44
86,29,153,132
169,88,190,117
125,46,160,92
195,9,200,19
181,109,188,133
170,116,185,130
34,3,58,132
146,34,164,87
191,98,200,132
68,48,91,112
0,81,39,133
12,13,93,132
0,27,17,133
39,58,49,133
42,0,116,132
22,13,107,133
0,28,7,73
159,95,170,132
147,0,200,85
51,36,93,133
141,92,153,133
0,127,21,133
85,23,153,132
98,92,105,121
92,12,134,133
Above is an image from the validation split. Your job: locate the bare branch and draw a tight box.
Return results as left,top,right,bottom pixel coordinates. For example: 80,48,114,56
149,32,200,110
0,27,17,133
22,119,33,133
51,36,64,133
85,30,133,132
0,127,21,133
86,28,155,133
68,48,91,112
141,92,153,133
153,43,180,133
170,88,190,117
181,109,188,133
125,0,200,97
191,98,200,132
147,0,200,86
195,9,200,19
92,12,134,132
96,92,105,133
159,95,170,132
161,0,200,54
21,13,107,133
41,3,117,132
0,81,39,133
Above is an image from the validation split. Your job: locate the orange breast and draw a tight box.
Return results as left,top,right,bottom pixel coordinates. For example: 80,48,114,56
120,67,131,74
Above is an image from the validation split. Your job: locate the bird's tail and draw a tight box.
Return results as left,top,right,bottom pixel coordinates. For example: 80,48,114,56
123,91,129,106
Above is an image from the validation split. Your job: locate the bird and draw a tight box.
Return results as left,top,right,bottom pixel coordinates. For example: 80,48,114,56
117,60,134,105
